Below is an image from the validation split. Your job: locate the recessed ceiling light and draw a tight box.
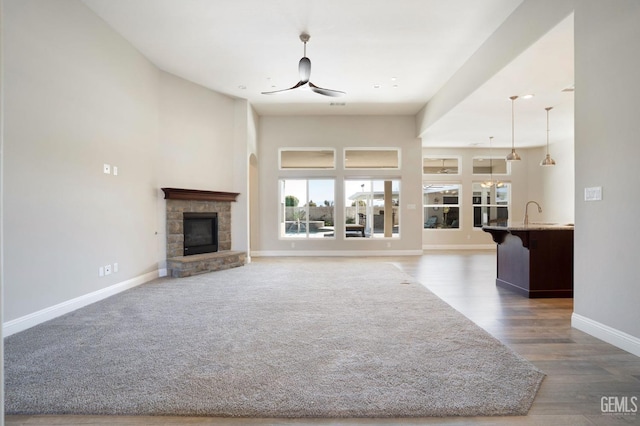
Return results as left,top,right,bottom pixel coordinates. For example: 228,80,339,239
391,77,397,81
373,84,381,89
238,85,246,90
521,94,535,99
393,84,399,88
562,85,575,92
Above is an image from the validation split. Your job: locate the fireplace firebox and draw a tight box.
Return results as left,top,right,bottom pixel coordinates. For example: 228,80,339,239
183,212,218,256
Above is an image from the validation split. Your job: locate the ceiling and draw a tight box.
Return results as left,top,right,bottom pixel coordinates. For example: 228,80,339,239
82,0,574,149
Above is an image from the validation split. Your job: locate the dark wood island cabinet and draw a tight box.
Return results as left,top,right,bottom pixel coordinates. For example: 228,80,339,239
482,225,574,298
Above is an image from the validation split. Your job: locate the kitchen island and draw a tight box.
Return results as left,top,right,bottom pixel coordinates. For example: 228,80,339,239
482,224,574,298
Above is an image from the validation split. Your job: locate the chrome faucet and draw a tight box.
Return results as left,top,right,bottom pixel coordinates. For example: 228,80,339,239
524,201,542,225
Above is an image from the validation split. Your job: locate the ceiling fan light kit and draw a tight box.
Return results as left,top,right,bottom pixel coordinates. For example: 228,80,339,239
481,136,503,188
261,33,345,97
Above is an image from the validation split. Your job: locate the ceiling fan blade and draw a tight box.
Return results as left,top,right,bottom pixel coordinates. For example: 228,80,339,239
299,57,311,83
309,82,345,97
261,80,307,95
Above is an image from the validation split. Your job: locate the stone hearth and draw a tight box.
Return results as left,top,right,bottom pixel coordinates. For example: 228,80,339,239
162,188,246,277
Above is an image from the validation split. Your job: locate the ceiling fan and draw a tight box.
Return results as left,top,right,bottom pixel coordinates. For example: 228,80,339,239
261,33,345,97
437,159,453,174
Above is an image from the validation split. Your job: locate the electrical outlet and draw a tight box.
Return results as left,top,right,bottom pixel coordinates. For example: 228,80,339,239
386,242,391,248
104,264,112,275
113,262,119,273
103,164,111,174
99,266,104,277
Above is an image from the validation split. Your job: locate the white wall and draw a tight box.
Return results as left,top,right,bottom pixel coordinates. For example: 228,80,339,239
2,1,248,330
573,0,640,348
254,115,423,256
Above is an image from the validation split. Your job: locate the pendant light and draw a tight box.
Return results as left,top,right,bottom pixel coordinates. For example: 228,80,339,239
506,95,521,161
481,137,503,188
540,106,556,166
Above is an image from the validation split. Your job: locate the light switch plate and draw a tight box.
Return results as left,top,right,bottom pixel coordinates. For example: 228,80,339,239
584,186,602,201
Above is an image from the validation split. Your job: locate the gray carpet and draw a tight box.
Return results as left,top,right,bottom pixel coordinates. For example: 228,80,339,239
4,262,544,417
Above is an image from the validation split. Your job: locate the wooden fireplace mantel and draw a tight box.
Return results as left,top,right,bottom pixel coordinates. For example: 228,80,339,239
161,188,240,202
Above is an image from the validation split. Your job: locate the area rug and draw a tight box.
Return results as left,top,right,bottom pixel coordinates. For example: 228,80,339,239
4,262,544,417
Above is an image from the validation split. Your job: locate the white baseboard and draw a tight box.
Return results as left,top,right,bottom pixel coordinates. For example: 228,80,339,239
572,313,640,357
422,244,495,250
3,270,161,337
251,250,423,257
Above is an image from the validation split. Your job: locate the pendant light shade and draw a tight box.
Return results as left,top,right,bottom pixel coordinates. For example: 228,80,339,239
506,95,521,161
481,137,504,188
540,106,556,166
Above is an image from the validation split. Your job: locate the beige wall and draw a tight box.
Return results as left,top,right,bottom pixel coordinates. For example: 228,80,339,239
3,0,160,321
573,0,640,343
156,72,249,266
526,139,575,226
157,72,236,191
419,0,639,353
254,115,423,256
2,0,248,327
1,0,5,418
421,138,575,248
416,0,575,136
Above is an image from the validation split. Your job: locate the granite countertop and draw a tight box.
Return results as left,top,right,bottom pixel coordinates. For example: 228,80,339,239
483,223,574,231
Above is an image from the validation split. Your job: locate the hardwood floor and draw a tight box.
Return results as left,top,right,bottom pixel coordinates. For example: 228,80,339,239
5,251,640,425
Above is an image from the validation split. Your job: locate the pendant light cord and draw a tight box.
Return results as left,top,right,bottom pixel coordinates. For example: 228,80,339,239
511,96,517,150
546,107,552,154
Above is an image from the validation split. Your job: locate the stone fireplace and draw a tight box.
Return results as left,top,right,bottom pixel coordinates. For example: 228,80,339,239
162,188,246,277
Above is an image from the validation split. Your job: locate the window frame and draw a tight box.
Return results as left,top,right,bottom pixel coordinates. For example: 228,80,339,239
422,183,462,230
422,156,461,175
344,148,401,170
279,148,336,170
279,178,336,239
471,182,511,229
344,178,401,239
471,156,510,175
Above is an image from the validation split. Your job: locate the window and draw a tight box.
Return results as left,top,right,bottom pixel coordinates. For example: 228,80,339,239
472,157,508,174
280,179,335,238
345,179,400,238
423,184,461,229
472,182,511,227
344,149,399,169
423,157,459,175
279,149,335,169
